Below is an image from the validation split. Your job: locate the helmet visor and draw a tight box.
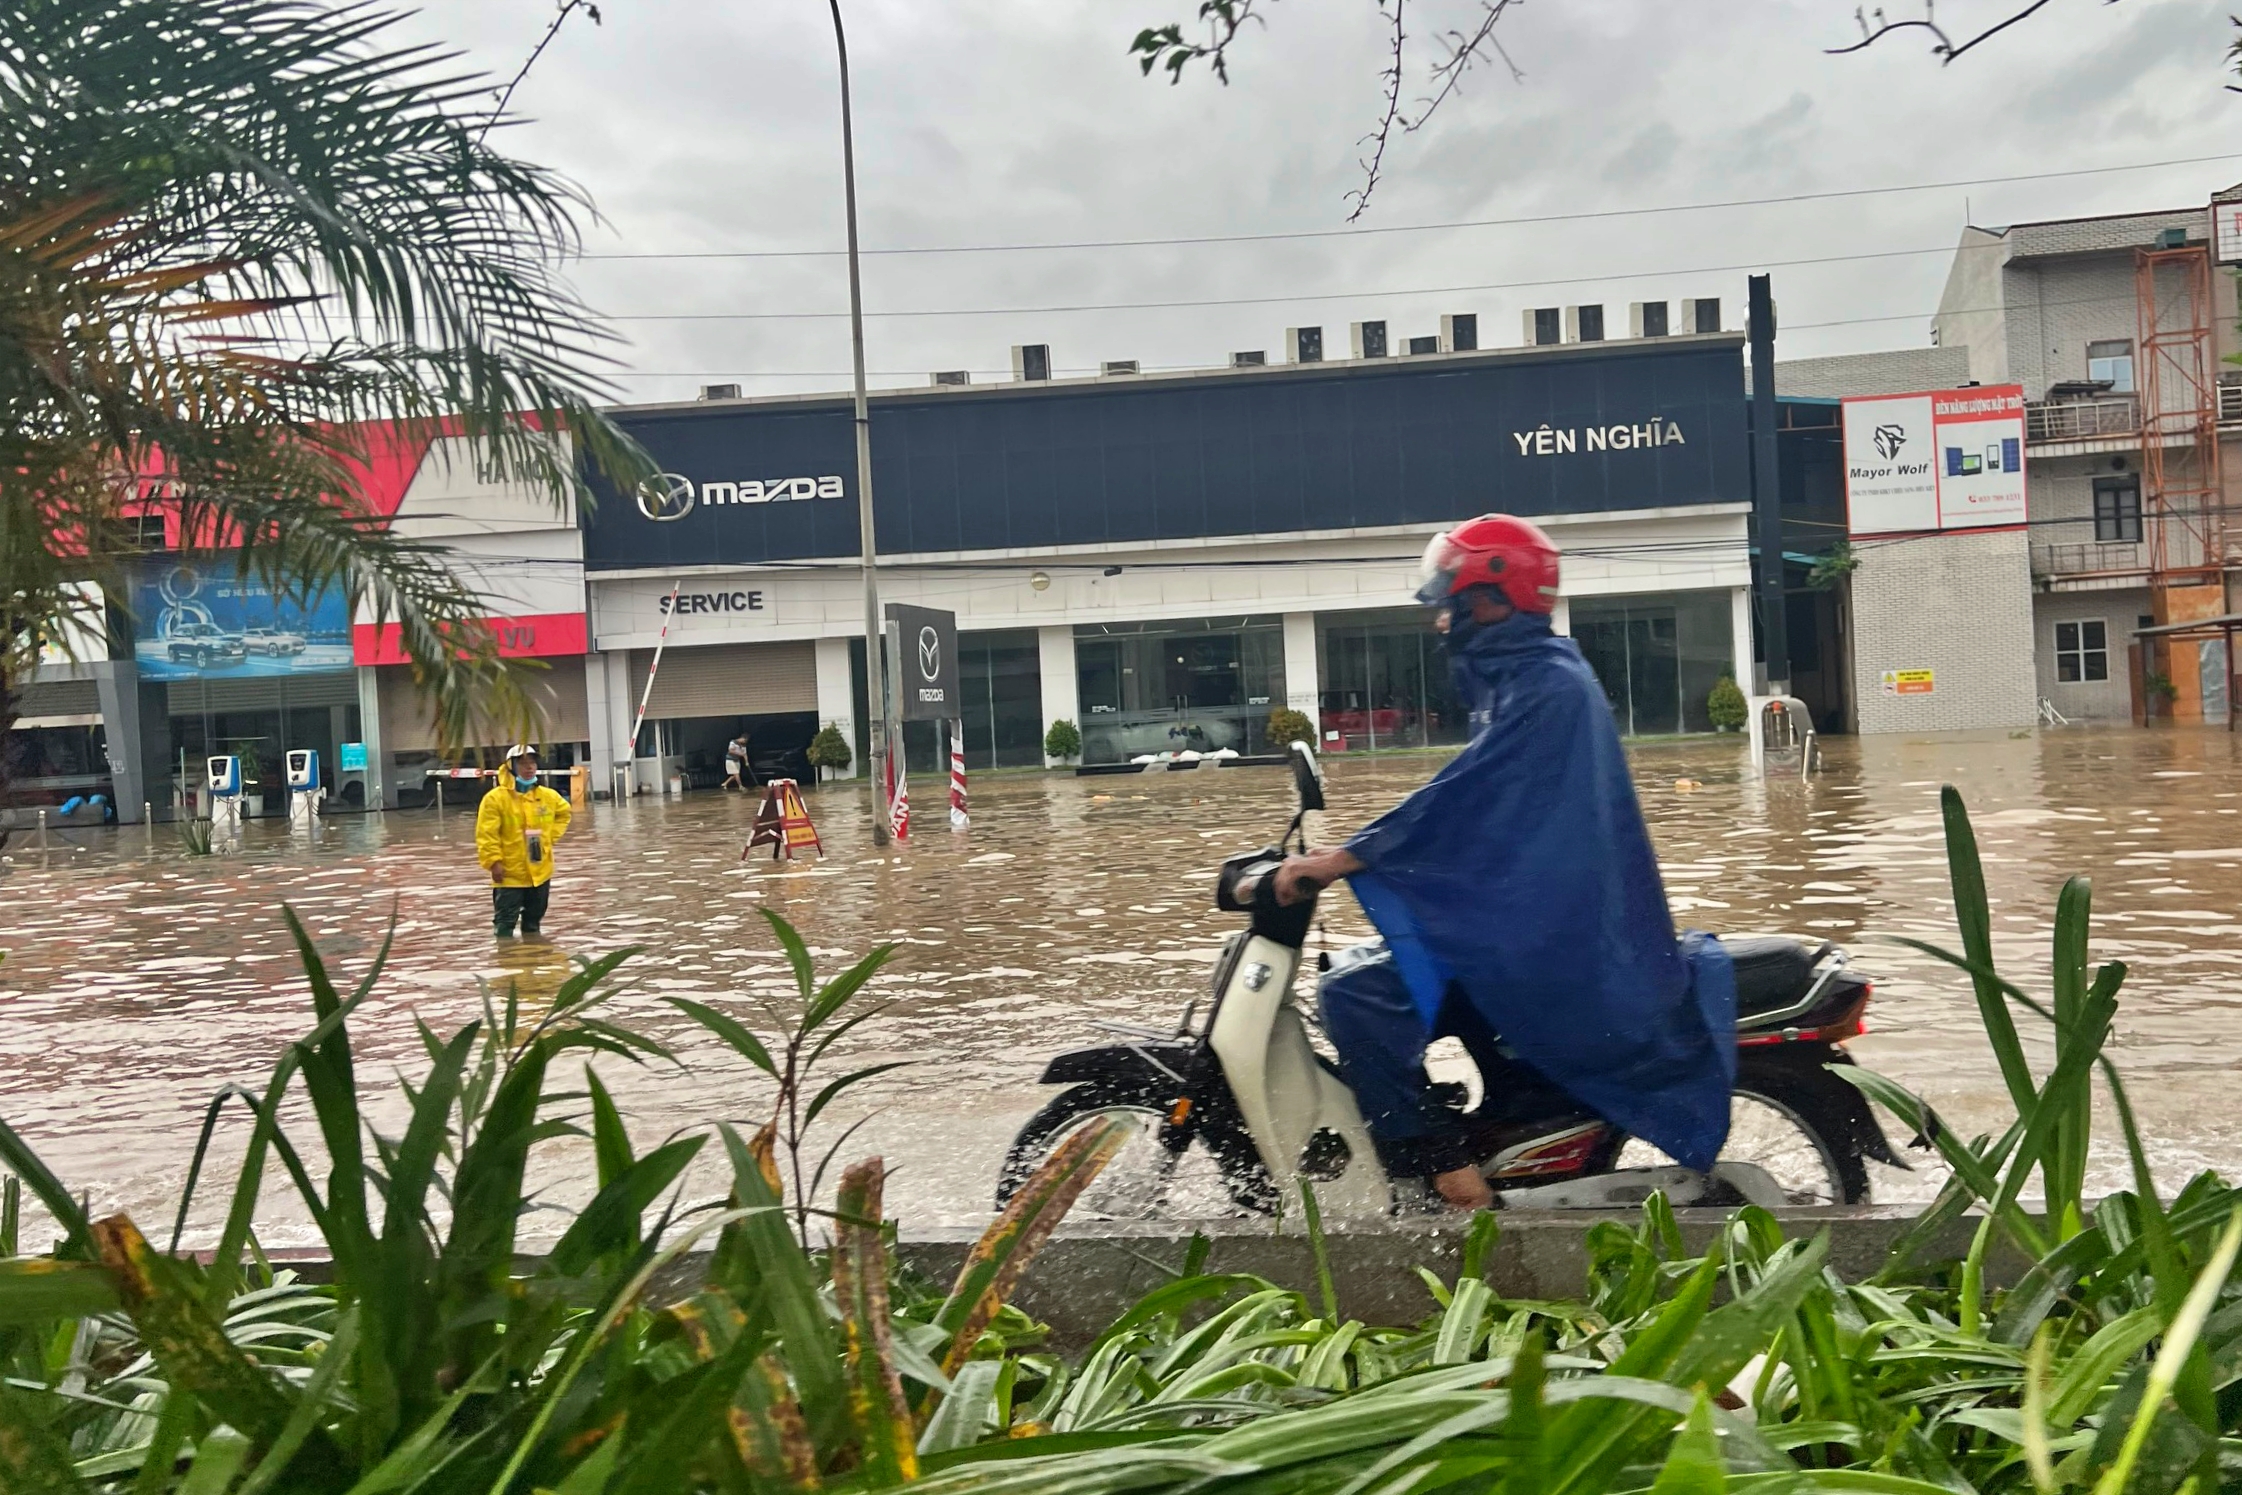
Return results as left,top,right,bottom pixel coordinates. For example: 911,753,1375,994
1414,532,1461,606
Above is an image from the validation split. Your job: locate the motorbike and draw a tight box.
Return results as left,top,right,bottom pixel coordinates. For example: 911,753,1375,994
998,742,1902,1217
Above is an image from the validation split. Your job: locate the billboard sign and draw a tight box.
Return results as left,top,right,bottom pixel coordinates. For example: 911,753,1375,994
1843,384,2025,536
885,602,958,722
131,561,353,680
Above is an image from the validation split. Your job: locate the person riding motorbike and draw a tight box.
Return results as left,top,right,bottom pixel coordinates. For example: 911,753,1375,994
1272,515,1737,1210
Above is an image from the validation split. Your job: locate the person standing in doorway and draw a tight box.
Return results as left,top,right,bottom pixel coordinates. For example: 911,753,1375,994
724,729,753,791
476,745,573,938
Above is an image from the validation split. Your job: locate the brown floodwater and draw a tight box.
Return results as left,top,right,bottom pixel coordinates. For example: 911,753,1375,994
2,724,2238,1243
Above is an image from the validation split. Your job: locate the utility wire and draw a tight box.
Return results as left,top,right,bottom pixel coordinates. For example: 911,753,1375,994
568,151,2242,261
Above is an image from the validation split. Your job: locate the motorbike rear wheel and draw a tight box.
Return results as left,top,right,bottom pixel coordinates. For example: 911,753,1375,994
1614,1073,1871,1205
996,1084,1278,1218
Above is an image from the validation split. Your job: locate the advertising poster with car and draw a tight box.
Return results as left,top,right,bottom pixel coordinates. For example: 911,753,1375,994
1842,384,2025,536
131,561,354,680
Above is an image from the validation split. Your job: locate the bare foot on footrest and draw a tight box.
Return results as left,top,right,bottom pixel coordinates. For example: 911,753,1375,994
1434,1165,1495,1211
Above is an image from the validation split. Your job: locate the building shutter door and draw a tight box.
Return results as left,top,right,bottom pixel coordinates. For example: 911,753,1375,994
629,641,817,719
17,678,101,720
167,672,358,714
381,663,589,752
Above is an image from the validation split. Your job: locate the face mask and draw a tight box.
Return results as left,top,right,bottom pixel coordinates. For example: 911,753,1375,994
514,772,538,792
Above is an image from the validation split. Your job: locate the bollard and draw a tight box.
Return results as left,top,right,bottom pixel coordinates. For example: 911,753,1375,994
435,777,444,817
36,808,47,853
144,801,153,847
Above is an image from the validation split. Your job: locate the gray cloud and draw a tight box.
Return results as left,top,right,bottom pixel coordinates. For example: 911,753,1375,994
394,0,2242,401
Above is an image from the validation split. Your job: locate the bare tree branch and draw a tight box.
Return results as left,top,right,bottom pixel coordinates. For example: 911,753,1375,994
487,0,604,133
1345,0,1410,222
1826,0,2077,63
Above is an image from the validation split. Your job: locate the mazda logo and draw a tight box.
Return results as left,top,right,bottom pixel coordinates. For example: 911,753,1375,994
635,472,696,522
917,625,941,683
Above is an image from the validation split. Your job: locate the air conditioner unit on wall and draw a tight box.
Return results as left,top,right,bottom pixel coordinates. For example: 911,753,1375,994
930,370,971,386
1351,320,1389,359
1565,305,1606,343
1232,350,1267,367
1440,313,1478,352
1287,326,1324,362
1524,308,1561,346
1012,344,1052,381
1406,335,1440,356
1630,302,1670,338
1101,359,1140,376
698,383,742,401
1677,298,1721,333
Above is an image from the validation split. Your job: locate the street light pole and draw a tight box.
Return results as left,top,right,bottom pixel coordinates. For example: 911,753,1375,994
827,0,889,844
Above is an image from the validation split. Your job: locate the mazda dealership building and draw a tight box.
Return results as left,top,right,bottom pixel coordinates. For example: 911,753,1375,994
574,328,1760,788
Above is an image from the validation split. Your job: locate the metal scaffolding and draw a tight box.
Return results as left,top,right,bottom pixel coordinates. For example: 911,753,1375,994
2135,244,2225,586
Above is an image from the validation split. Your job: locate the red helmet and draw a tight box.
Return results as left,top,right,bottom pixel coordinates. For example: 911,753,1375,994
1414,514,1562,614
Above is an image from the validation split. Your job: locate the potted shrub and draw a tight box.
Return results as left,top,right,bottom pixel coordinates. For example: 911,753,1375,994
805,723,852,784
1706,676,1747,732
236,746,266,816
1264,706,1316,751
1043,717,1082,764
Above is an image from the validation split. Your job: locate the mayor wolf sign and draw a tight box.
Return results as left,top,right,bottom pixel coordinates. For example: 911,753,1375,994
1842,385,2026,536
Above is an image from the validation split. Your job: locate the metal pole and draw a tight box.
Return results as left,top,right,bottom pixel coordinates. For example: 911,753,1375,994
828,0,891,846
1748,273,1790,693
626,579,682,798
143,801,153,848
36,808,47,853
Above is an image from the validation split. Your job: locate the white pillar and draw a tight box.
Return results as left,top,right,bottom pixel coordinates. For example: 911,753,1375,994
1037,625,1078,766
1282,611,1321,721
589,649,636,795
814,635,859,778
1730,585,1756,694
1549,596,1572,637
355,665,388,809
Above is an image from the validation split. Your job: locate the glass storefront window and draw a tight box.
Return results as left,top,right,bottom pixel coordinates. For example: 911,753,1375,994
1074,616,1285,763
1316,608,1468,751
1567,590,1734,736
892,630,1045,772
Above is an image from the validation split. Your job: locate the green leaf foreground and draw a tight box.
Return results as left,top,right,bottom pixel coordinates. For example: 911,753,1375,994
6,792,2242,1494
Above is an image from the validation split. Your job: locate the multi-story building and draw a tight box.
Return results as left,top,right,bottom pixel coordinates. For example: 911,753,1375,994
1932,192,2240,725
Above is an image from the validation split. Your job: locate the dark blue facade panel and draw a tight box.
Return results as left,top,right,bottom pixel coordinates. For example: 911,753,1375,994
584,341,1747,569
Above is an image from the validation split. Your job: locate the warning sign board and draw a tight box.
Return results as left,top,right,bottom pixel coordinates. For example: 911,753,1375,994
1880,669,1936,696
744,778,823,860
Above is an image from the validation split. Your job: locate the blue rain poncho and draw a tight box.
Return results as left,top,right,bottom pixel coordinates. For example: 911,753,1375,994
1343,609,1736,1171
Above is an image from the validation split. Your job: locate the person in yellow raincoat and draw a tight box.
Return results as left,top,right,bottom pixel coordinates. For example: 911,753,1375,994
475,745,573,938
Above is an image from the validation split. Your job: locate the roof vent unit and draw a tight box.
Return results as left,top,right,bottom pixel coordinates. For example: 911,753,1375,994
1565,305,1606,343
1677,297,1720,333
1440,313,1478,352
698,383,742,401
1012,343,1052,382
2155,226,2189,249
1630,301,1670,338
930,370,971,387
1231,350,1267,367
1350,320,1389,359
1100,359,1140,376
1406,335,1440,356
1286,326,1324,363
1524,308,1561,346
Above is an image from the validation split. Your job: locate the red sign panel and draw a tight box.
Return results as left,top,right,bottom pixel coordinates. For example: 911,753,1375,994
352,611,587,667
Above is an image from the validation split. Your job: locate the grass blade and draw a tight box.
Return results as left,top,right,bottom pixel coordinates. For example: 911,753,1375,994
832,1159,919,1484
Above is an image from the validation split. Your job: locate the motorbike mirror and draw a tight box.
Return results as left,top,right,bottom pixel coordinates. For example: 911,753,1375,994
1287,739,1326,813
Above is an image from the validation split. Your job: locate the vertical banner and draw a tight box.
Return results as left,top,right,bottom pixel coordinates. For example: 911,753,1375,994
885,726,910,841
948,720,969,831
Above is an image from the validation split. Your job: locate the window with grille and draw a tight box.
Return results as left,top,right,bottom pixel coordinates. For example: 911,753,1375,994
2092,477,2141,543
2055,619,2109,683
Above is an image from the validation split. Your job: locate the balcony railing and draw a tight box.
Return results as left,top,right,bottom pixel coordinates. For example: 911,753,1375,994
2032,541,2147,577
2026,396,2139,444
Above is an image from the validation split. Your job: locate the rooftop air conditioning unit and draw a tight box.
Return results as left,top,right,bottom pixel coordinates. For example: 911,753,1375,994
1232,350,1267,367
1630,301,1670,338
1101,359,1140,376
1678,297,1720,333
1286,326,1324,362
1406,335,1440,356
1524,308,1561,346
2155,226,2189,249
1012,344,1052,381
1440,313,1478,352
1565,304,1606,343
930,370,971,386
1350,320,1389,359
698,383,742,401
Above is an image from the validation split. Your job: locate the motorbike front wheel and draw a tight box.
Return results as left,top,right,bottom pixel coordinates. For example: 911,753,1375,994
996,1083,1278,1219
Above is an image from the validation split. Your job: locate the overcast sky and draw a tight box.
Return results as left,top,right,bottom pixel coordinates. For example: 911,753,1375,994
394,0,2238,405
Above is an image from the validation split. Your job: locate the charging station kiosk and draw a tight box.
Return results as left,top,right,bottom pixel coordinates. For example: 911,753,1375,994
285,748,323,825
207,754,243,832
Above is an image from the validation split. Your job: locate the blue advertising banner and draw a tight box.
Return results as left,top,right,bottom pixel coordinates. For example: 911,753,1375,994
583,337,1750,571
130,561,355,680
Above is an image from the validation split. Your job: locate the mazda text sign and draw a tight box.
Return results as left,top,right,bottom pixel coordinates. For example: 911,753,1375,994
885,602,957,722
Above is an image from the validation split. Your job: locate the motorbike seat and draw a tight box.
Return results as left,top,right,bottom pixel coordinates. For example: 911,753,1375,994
1725,936,1836,1017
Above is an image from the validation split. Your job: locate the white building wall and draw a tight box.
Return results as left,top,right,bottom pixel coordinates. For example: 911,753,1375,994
1849,528,2038,733
2033,588,2152,723
2000,254,2143,401
813,636,858,778
1035,626,1078,765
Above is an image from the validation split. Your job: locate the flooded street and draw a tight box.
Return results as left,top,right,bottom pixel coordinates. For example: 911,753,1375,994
2,725,2239,1242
